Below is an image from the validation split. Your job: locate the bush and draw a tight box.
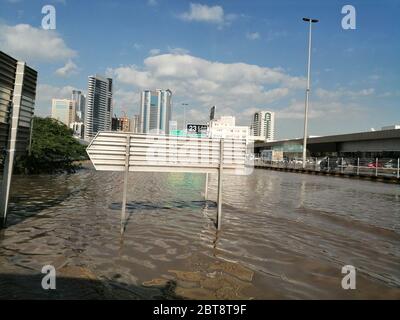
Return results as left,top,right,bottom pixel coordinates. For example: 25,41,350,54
15,117,88,174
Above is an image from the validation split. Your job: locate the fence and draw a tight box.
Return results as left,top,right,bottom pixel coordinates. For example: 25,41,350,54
254,156,400,179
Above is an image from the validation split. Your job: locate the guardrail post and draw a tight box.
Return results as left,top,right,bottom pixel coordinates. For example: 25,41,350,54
341,157,344,174
357,158,360,176
217,139,224,230
327,157,330,172
397,158,400,179
204,173,209,201
121,134,131,235
375,158,378,177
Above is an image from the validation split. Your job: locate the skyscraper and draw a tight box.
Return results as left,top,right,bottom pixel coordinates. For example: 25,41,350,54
51,99,75,126
72,90,86,122
251,111,275,142
84,75,113,141
139,89,172,134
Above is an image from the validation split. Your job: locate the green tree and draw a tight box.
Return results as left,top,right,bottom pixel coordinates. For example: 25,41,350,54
15,117,88,174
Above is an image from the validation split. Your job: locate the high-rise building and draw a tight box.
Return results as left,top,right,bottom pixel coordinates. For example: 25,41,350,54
51,99,75,126
130,114,140,133
111,115,130,132
0,51,37,155
139,89,172,134
71,90,86,122
84,75,113,141
251,111,275,142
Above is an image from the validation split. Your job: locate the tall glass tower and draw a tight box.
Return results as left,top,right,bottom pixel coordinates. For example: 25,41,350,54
139,89,172,134
72,90,86,123
84,75,113,141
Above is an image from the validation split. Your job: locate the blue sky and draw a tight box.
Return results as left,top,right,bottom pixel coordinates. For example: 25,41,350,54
0,0,399,139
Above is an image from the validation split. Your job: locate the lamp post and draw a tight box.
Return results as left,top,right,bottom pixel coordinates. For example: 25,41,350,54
302,17,318,169
182,103,188,131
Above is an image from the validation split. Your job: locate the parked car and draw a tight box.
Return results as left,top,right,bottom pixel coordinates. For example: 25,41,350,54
367,161,383,168
319,157,349,172
383,159,397,169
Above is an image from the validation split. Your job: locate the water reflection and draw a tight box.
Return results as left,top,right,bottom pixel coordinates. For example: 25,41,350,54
0,165,399,299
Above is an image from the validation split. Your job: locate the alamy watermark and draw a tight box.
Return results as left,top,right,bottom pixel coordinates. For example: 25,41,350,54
41,5,56,30
41,265,56,290
342,5,356,30
341,265,356,290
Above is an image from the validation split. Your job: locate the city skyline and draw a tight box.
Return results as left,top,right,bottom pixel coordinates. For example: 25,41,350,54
0,0,399,140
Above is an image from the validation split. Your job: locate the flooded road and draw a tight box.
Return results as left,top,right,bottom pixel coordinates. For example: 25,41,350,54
1,165,399,299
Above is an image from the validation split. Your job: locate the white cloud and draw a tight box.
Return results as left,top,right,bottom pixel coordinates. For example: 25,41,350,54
316,88,375,99
149,48,161,56
113,89,141,115
368,74,380,81
0,23,76,62
147,0,158,6
108,53,305,117
277,99,363,120
106,52,381,135
265,30,288,42
55,60,79,77
179,3,236,27
167,47,190,55
246,32,260,40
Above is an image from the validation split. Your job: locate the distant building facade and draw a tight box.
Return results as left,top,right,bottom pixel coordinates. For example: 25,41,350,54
70,122,84,139
139,89,172,134
51,99,75,127
382,125,400,131
130,114,140,133
112,115,130,132
208,116,250,140
84,75,113,141
71,90,86,122
251,111,275,142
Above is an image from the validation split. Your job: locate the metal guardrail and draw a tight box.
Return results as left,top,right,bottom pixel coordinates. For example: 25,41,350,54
254,156,400,179
87,132,250,234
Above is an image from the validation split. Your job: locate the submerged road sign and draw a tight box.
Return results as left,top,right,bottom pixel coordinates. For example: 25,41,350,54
87,132,252,234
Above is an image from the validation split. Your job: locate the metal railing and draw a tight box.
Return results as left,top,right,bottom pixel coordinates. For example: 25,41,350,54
254,156,400,179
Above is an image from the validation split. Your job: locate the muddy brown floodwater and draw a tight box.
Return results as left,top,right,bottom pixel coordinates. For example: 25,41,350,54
0,164,399,299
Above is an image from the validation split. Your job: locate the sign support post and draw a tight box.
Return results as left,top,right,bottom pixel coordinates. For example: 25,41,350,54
217,139,224,230
87,133,247,234
204,173,209,201
121,134,131,235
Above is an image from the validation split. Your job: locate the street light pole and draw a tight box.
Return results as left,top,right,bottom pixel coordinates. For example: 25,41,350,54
302,17,318,169
182,103,188,131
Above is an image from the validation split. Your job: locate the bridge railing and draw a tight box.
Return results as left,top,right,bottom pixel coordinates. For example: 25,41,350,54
254,156,400,179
